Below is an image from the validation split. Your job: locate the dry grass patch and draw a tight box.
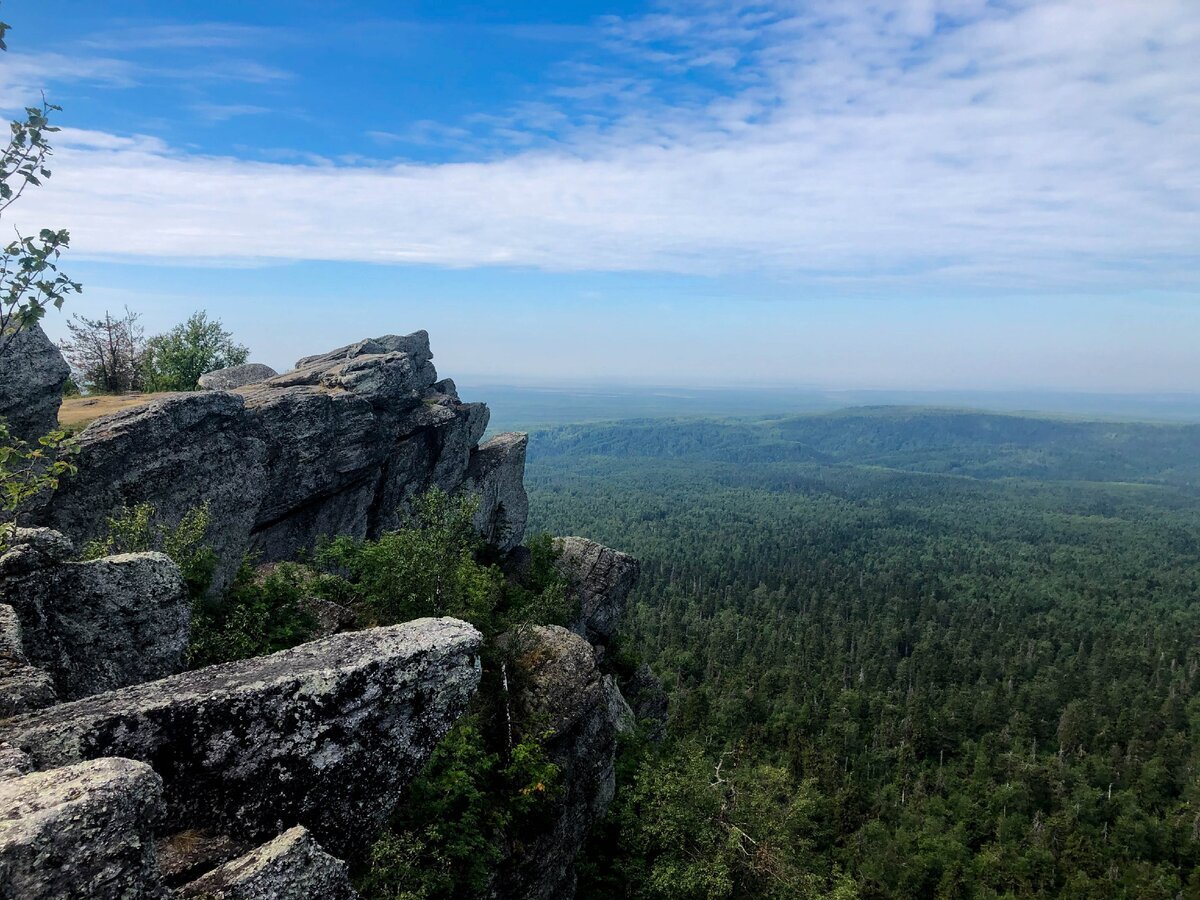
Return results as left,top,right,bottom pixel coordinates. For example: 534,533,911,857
59,392,178,430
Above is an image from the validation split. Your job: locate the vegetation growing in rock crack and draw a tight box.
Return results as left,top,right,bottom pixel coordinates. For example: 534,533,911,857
0,420,76,551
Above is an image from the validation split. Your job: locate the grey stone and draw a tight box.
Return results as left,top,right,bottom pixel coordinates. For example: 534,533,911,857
0,537,188,700
493,625,618,900
45,391,268,591
0,324,70,445
156,829,246,888
41,333,518,589
197,364,278,391
177,827,358,900
0,605,56,717
462,432,529,553
555,537,641,646
0,757,165,900
0,742,33,779
603,674,637,735
302,597,357,639
0,618,482,860
294,332,432,372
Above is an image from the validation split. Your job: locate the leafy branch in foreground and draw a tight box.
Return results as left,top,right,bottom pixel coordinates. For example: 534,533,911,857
0,34,80,356
0,420,76,552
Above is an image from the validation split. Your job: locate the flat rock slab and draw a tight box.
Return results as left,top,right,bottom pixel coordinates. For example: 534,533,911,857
0,618,482,859
0,757,164,900
178,826,358,900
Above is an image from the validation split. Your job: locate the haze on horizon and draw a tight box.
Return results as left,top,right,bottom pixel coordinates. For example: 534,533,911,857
2,0,1196,394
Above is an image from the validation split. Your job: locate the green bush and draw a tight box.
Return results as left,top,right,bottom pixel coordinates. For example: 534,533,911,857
187,559,318,668
82,502,217,598
358,713,560,900
0,421,76,552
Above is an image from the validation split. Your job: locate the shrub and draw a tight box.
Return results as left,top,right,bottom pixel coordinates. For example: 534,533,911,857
358,713,560,900
187,559,317,668
317,488,505,632
0,421,76,552
83,501,217,598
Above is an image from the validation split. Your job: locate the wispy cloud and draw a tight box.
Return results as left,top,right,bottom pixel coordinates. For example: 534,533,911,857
189,102,273,123
13,0,1200,291
80,23,285,51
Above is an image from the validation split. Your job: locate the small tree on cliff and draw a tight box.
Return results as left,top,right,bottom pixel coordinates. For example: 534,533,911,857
59,308,146,394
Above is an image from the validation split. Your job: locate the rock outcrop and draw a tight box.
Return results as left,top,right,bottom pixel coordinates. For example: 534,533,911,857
555,536,641,647
177,826,358,900
464,432,529,552
494,625,618,900
197,363,279,391
0,324,70,444
41,332,529,587
0,757,165,900
0,528,188,700
0,617,482,859
0,327,643,899
0,605,56,718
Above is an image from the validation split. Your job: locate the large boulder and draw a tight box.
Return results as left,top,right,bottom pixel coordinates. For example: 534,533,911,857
197,363,278,391
555,537,640,646
0,757,165,900
0,617,482,860
41,333,525,588
177,827,358,900
0,324,69,444
0,528,188,700
493,625,619,900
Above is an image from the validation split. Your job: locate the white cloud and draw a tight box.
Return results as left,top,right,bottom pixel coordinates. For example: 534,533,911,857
10,0,1200,290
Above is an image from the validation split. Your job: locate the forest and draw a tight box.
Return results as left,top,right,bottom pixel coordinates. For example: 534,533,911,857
524,409,1200,898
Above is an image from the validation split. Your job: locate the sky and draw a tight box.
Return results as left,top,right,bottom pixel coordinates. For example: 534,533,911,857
0,0,1196,391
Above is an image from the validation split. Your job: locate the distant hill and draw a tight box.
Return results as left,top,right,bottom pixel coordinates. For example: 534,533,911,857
528,407,1200,486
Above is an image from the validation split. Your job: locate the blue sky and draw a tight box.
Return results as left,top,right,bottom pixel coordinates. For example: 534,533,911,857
2,1,1197,390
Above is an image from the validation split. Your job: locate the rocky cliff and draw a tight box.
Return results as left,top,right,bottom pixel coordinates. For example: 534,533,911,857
0,329,643,899
41,332,528,588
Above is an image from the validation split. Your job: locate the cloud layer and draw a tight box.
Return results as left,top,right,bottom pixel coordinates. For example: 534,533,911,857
8,0,1199,290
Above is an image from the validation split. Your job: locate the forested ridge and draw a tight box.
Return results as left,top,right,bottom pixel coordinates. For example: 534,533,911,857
525,408,1200,898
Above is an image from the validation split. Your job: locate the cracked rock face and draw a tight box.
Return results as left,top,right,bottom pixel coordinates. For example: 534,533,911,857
0,617,483,860
0,324,70,444
0,529,188,701
555,537,641,646
177,826,359,900
0,757,165,900
41,333,528,588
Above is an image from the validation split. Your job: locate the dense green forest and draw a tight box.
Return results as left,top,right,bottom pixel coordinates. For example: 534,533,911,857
525,408,1200,898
